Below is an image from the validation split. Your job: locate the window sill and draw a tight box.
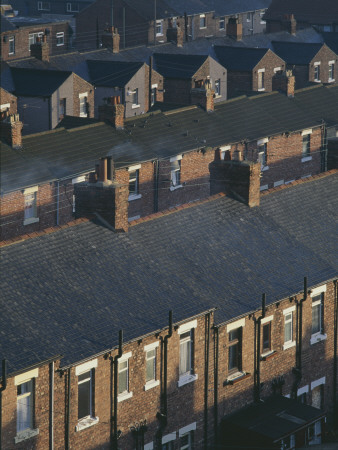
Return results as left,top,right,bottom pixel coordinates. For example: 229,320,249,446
79,113,88,118
301,156,312,163
128,193,142,201
214,94,222,99
224,371,250,385
132,104,140,109
261,165,269,171
56,44,64,47
117,391,133,402
14,428,39,444
261,350,277,361
75,416,99,432
310,333,327,345
178,373,198,387
258,88,265,92
199,27,207,30
170,184,183,191
283,340,296,351
9,52,15,55
328,79,335,83
156,33,164,37
24,217,39,226
314,80,321,83
144,379,160,391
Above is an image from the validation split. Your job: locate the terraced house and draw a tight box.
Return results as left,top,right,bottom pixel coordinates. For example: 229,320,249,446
0,166,337,449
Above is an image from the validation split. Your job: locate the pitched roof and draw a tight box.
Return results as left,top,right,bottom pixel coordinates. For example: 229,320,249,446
1,13,17,32
208,0,271,16
272,41,324,65
10,67,72,96
124,0,179,20
321,32,338,54
153,53,209,78
264,0,338,24
0,172,337,376
213,46,271,71
86,60,144,87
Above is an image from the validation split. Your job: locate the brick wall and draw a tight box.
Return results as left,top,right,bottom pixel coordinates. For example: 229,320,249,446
73,74,95,118
0,88,17,117
252,50,286,92
309,45,338,85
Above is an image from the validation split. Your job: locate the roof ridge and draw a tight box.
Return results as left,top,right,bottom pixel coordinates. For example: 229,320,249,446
67,122,105,132
23,127,65,140
260,170,338,196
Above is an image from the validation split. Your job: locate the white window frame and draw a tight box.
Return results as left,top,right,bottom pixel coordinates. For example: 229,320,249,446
15,369,39,444
274,66,282,73
214,78,221,97
162,432,176,445
131,87,140,108
75,359,99,431
66,2,79,12
37,1,50,11
23,186,39,225
28,32,44,51
220,145,231,160
118,352,133,402
156,19,163,36
310,285,327,345
261,315,274,357
178,321,198,387
8,36,15,55
301,129,312,162
179,422,196,450
170,154,182,191
257,138,269,171
260,11,266,25
274,180,284,187
328,60,335,82
56,32,64,46
128,164,141,200
144,341,160,390
283,306,296,350
314,62,321,82
199,14,206,29
257,68,265,91
219,17,225,30
79,92,88,117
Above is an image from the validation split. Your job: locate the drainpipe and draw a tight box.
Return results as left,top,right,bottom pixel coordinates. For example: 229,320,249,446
113,330,123,450
204,313,211,449
56,181,60,226
154,159,159,213
254,294,266,403
184,12,188,42
213,326,219,448
154,0,156,45
49,361,54,450
0,359,7,450
333,280,338,422
65,368,71,450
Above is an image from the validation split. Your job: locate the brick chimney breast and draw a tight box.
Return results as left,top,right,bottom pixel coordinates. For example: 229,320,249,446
0,114,23,148
30,35,50,62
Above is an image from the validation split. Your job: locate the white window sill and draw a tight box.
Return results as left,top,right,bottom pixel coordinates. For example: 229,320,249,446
328,79,335,83
227,371,246,382
178,373,198,387
214,94,222,99
128,193,142,201
144,379,160,391
199,27,207,30
261,350,274,358
314,80,321,83
75,416,99,432
310,333,327,345
170,184,183,191
9,52,15,55
132,104,140,109
283,340,296,351
258,88,265,92
14,428,39,444
117,391,133,402
79,113,88,118
24,217,39,226
56,44,64,47
156,33,164,37
261,165,269,171
301,156,312,163
260,21,266,25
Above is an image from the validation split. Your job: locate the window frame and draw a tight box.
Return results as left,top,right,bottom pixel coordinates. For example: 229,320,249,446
310,285,327,344
179,423,196,450
228,327,242,374
128,164,141,200
156,20,163,36
178,320,198,387
28,32,44,51
314,62,321,82
257,138,269,170
328,60,335,82
117,352,133,402
170,154,182,191
9,36,15,55
219,17,225,30
79,92,88,117
144,341,160,390
131,87,139,108
23,186,39,225
257,68,265,91
214,78,221,96
56,32,64,46
283,306,296,350
75,359,99,431
37,1,50,11
199,14,206,29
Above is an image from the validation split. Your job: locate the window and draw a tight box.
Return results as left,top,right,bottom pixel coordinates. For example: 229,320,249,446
79,95,88,117
14,368,39,443
29,32,44,50
162,443,174,450
258,69,265,90
329,61,335,81
59,98,66,120
219,17,225,30
179,423,196,450
144,341,159,390
260,11,266,24
308,421,321,445
151,87,156,106
302,134,311,158
0,103,10,121
118,352,132,401
17,380,34,432
262,322,271,353
66,2,79,12
228,328,242,374
170,155,182,190
247,12,252,22
215,79,221,96
128,164,141,200
199,14,206,29
283,306,296,350
178,320,198,386
156,20,163,36
131,88,139,107
311,377,325,409
312,294,323,335
56,32,64,46
281,434,295,450
162,432,176,449
24,188,38,225
75,359,98,431
314,63,321,82
9,36,15,55
37,1,50,10
297,385,308,404
258,142,268,169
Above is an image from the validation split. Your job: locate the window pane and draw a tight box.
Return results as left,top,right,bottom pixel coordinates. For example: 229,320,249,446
262,323,271,351
17,380,33,432
24,193,36,219
146,358,155,382
78,378,90,419
284,315,292,342
312,303,321,334
118,362,128,394
179,339,191,375
312,385,323,409
228,343,238,371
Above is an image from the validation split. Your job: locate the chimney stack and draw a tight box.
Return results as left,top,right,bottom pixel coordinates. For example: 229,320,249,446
190,79,215,112
272,70,295,97
98,96,125,129
101,26,120,53
0,114,23,148
30,34,50,62
166,22,184,47
226,18,242,41
282,14,297,36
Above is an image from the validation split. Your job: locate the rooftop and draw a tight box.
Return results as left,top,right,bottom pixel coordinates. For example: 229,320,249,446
271,41,325,65
213,46,271,71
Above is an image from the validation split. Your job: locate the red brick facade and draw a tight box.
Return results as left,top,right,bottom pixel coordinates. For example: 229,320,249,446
0,88,17,119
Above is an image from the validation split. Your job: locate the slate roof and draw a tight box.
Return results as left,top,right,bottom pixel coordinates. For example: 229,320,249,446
213,46,271,71
10,67,72,96
2,84,337,194
0,172,337,376
124,0,179,20
153,53,209,78
222,396,325,441
1,13,17,31
264,0,338,25
272,41,324,65
86,60,144,87
208,0,271,16
321,32,338,55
